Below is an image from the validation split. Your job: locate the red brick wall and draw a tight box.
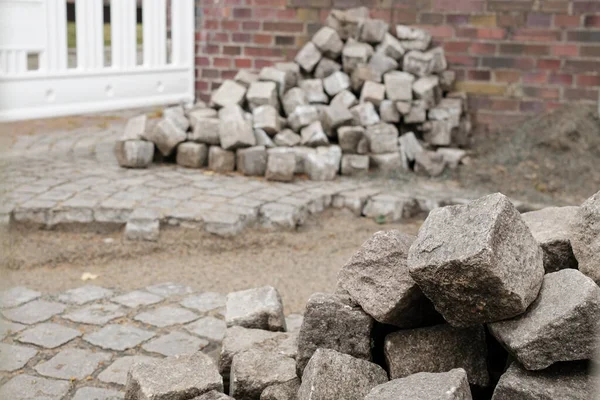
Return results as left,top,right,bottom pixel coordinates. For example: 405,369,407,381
195,0,600,128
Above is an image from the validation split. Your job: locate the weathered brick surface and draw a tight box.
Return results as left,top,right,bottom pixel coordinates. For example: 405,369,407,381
195,0,600,128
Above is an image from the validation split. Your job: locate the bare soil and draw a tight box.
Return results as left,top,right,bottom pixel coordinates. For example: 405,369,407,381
0,210,422,314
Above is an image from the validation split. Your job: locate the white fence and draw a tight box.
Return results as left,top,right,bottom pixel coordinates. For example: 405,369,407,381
0,0,195,122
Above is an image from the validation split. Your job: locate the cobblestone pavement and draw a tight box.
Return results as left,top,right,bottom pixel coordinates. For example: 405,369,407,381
0,283,286,399
0,122,529,238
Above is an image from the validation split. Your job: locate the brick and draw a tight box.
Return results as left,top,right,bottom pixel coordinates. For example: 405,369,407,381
242,21,261,31
469,42,497,55
567,31,600,43
564,87,599,101
446,55,478,67
223,46,242,56
499,43,549,56
523,71,547,84
205,19,219,30
222,70,237,80
254,34,274,45
432,0,485,12
537,58,562,70
470,14,497,26
445,41,470,53
565,59,600,73
456,27,506,39
468,69,492,81
209,32,230,43
548,73,573,85
576,74,600,86
584,16,600,27
222,20,241,30
476,111,526,127
415,25,455,39
233,32,252,43
526,12,552,27
554,15,581,28
245,47,283,57
235,58,253,68
573,1,600,13
203,45,220,54
420,13,445,24
580,45,600,57
482,56,535,70
296,7,320,21
494,70,521,83
263,22,304,32
520,101,547,113
202,69,220,79
233,7,252,18
214,57,232,68
196,57,210,67
540,1,570,12
392,9,418,25
497,13,526,28
454,81,507,95
444,14,468,25
488,1,536,12
522,86,560,100
512,28,562,42
275,35,296,46
551,44,578,57
288,0,332,6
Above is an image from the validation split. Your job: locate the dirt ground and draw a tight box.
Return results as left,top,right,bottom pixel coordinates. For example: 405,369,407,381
0,210,422,314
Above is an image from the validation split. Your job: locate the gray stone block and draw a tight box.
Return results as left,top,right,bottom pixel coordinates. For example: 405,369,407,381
253,105,281,135
365,123,399,154
185,316,227,342
181,292,225,313
288,105,320,132
72,387,124,400
275,62,300,90
177,142,208,168
408,193,545,327
237,146,267,176
521,206,579,273
323,71,351,97
35,348,111,380
230,349,296,399
2,300,65,325
338,126,365,154
396,100,412,115
296,293,373,375
305,148,340,181
428,47,448,73
312,26,344,59
342,42,372,74
380,100,400,123
274,129,301,147
295,42,322,73
84,324,155,351
144,118,186,156
325,9,366,40
247,81,279,110
414,150,446,177
0,374,70,400
351,63,382,92
282,87,308,117
437,148,467,170
189,108,218,123
413,75,441,108
125,352,223,400
489,269,600,370
350,102,380,126
359,18,389,43
142,331,209,357
225,286,286,331
299,79,328,104
195,391,234,400
122,114,147,140
377,33,406,61
146,282,194,297
211,80,247,108
260,377,300,400
235,70,259,88
0,342,38,372
314,57,342,79
63,303,125,325
219,115,256,151
298,349,387,400
163,106,190,132
0,287,40,309
395,25,432,51
209,146,236,173
423,120,453,146
113,290,163,308
440,69,456,91
340,154,369,177
99,356,158,386
360,81,386,107
18,323,77,350
491,361,592,400
404,100,427,123
115,140,154,169
189,117,221,145
369,52,398,78
385,324,489,386
330,89,358,110
384,71,415,102
266,149,296,182
370,370,471,400
362,194,420,223
300,121,329,147
259,67,290,97
254,128,276,148
135,306,199,328
291,146,316,174
125,208,160,242
321,105,353,137
403,50,434,77
571,190,600,284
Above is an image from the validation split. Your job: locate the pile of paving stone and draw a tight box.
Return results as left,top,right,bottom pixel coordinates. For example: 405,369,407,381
123,190,600,399
115,7,470,181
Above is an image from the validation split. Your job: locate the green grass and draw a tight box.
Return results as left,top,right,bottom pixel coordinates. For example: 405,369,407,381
67,21,143,49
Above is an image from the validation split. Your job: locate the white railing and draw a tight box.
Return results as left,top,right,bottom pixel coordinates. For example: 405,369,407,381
0,0,195,122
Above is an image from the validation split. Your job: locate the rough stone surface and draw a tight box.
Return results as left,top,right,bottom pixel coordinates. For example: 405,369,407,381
145,118,187,156
0,342,38,371
297,349,387,400
259,67,290,97
379,100,400,123
365,123,399,154
342,42,371,74
377,33,405,60
330,89,358,110
146,283,194,297
413,76,441,108
181,292,225,313
414,150,446,177
360,18,388,43
366,369,472,400
314,58,342,80
295,42,322,73
351,64,382,92
186,316,227,342
337,230,437,327
266,149,296,182
2,300,66,325
274,129,301,147
296,292,373,375
254,128,276,148
225,286,286,332
230,349,297,399
209,146,236,173
115,140,154,169
300,121,329,147
253,105,281,135
125,208,160,242
340,154,369,177
235,70,259,88
189,117,221,145
98,356,157,386
247,81,279,110
211,80,246,108
0,286,41,308
260,377,300,400
113,291,163,308
323,71,351,97
312,26,344,59
194,391,234,400
124,352,223,400
369,52,398,78
521,206,579,273
63,303,125,325
282,88,308,117
360,81,386,107
322,105,353,137
219,114,256,151
135,306,199,328
402,50,434,77
338,126,365,154
35,348,111,380
142,331,209,357
0,374,70,400
305,148,340,181
299,79,328,104
72,387,124,400
384,324,489,387
122,114,147,140
362,194,419,223
492,361,591,400
237,146,268,177
404,100,427,123
287,105,320,132
571,190,600,284
0,319,25,339
351,102,380,126
177,142,208,169
488,269,600,370
408,193,545,327
396,25,432,51
84,324,155,351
